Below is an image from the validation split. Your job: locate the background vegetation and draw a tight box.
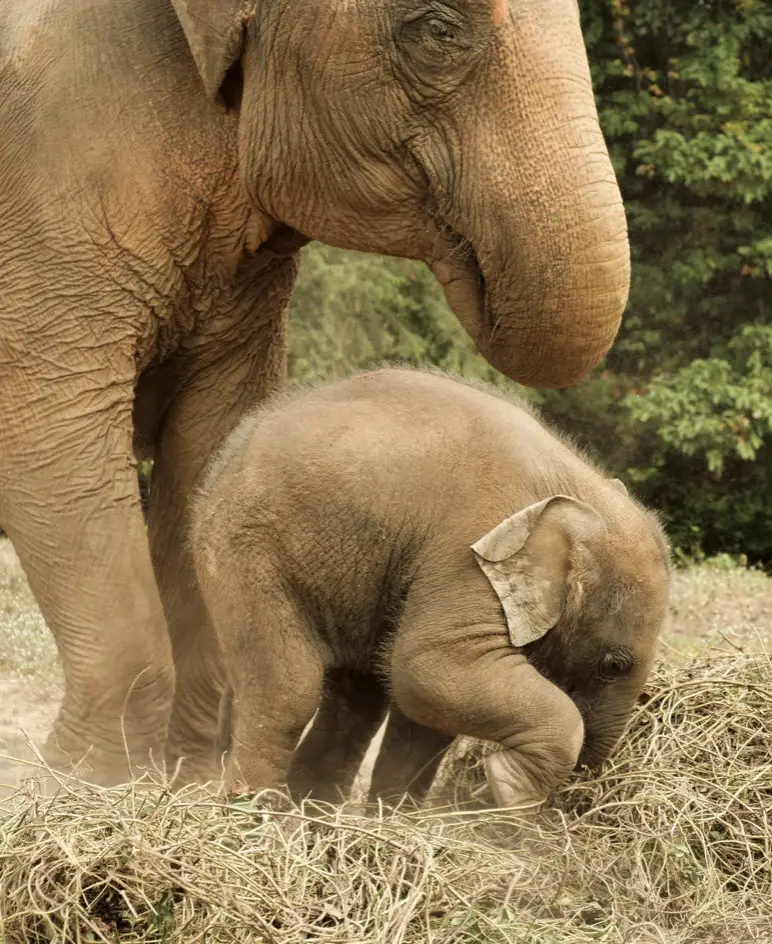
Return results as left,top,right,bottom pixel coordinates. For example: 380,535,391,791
286,0,772,568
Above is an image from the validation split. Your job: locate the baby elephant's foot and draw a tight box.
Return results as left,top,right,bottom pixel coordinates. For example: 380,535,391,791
484,751,549,810
484,713,584,811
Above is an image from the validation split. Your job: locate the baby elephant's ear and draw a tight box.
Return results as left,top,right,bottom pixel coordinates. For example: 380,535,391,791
471,496,605,648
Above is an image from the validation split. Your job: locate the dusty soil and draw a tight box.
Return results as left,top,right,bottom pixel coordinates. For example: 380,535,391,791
663,560,772,658
0,541,62,797
1,538,771,798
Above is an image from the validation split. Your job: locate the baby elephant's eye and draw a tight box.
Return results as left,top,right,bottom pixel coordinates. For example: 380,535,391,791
598,649,633,682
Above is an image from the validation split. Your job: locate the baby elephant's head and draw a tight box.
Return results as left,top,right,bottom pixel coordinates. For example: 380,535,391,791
472,490,671,772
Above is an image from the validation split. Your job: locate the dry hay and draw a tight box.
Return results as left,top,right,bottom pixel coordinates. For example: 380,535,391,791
0,654,770,944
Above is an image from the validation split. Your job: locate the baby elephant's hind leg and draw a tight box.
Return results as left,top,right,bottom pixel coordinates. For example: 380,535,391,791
200,567,326,794
287,669,389,803
368,704,453,806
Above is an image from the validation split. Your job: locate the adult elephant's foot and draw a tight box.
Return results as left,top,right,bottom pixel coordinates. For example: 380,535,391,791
41,730,162,787
2,482,177,788
40,657,175,787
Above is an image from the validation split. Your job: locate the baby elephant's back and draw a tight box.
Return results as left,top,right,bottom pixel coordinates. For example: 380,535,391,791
224,372,477,540
193,371,500,632
194,368,606,594
223,369,544,534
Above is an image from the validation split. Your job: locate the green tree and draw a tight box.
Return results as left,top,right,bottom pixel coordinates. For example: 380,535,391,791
288,244,504,386
541,0,772,563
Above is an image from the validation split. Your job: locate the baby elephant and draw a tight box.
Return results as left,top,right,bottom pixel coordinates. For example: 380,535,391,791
192,368,670,809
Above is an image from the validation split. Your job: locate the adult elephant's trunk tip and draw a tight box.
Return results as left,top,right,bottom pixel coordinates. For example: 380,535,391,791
433,215,631,390
487,240,631,390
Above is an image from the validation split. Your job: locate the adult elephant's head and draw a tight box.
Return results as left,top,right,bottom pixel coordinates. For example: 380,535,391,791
172,0,629,389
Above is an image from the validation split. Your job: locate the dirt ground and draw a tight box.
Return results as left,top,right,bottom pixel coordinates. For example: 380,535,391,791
1,537,771,799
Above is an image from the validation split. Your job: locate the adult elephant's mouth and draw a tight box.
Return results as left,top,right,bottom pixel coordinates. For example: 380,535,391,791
429,231,492,350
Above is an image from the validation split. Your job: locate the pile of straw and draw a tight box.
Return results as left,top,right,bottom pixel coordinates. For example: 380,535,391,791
1,654,770,943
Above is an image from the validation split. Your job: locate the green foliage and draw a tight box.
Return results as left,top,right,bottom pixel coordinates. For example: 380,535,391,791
626,326,772,476
535,0,772,564
287,245,506,387
580,0,772,378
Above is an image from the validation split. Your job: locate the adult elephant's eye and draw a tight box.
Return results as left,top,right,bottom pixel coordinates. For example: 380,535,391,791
396,9,482,86
426,17,458,42
598,649,633,682
400,12,466,60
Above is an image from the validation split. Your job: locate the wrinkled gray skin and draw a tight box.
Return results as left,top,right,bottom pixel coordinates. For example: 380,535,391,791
0,0,630,786
192,368,670,807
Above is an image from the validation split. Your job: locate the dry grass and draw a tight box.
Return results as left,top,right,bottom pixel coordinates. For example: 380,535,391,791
1,655,770,944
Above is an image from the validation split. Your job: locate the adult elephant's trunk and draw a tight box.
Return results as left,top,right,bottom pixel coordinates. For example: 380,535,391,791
429,2,629,390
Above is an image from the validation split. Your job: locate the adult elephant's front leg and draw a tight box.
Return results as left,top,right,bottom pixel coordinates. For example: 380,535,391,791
148,263,295,785
0,340,175,786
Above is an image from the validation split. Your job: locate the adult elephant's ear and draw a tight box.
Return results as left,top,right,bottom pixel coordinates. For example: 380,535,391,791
171,0,255,102
471,496,605,648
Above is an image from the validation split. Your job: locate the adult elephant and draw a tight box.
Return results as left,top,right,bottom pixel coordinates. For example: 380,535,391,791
0,0,630,786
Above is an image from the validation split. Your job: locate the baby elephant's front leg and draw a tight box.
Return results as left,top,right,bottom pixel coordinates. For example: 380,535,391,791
482,680,584,808
392,632,584,808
